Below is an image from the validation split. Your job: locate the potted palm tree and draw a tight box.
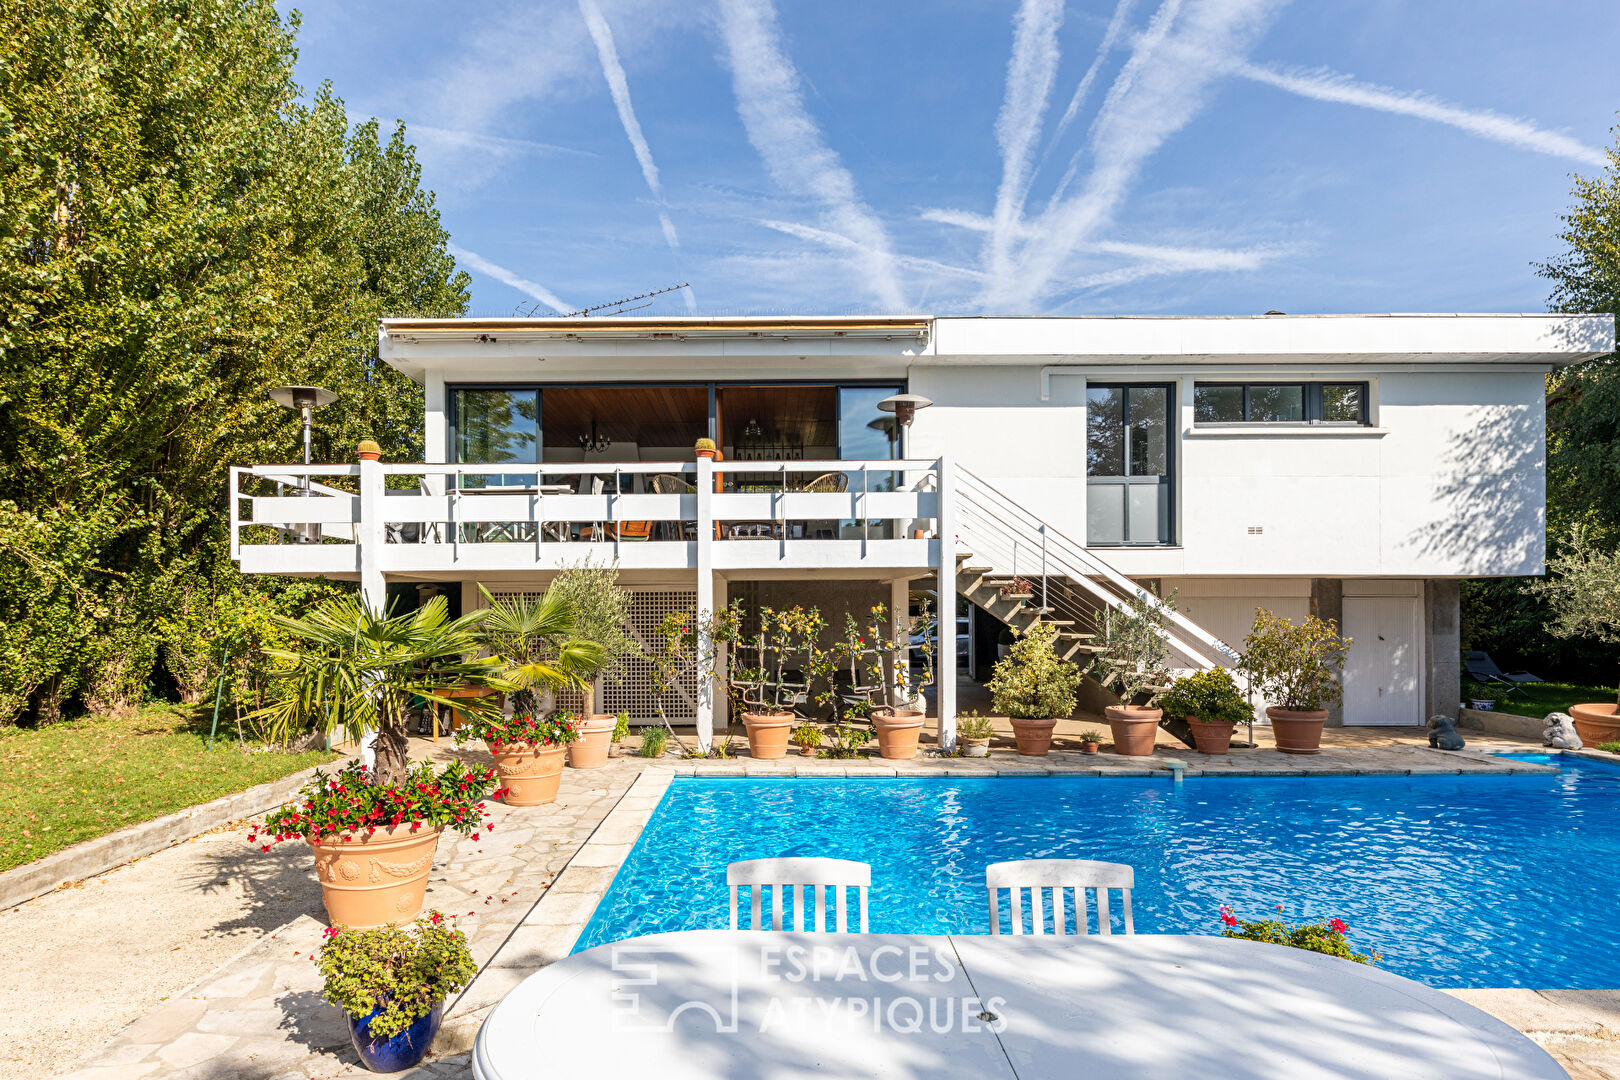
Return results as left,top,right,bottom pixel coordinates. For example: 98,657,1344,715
250,596,506,927
1159,668,1253,754
1240,609,1350,754
474,585,603,782
318,912,476,1072
1096,592,1176,756
985,622,1088,756
546,563,642,768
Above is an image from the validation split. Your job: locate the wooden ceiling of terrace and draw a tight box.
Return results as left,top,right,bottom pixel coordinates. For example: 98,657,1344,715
719,385,837,447
541,387,708,447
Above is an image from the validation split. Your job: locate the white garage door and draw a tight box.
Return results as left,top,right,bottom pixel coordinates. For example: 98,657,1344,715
1342,596,1422,726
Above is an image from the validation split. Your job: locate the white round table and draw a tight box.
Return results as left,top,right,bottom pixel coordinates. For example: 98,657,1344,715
473,931,1566,1079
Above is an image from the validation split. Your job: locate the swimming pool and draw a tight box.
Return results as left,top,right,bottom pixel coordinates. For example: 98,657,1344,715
575,754,1620,988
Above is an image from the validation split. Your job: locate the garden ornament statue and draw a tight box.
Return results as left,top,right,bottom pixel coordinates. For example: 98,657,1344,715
1543,712,1583,750
1427,714,1466,751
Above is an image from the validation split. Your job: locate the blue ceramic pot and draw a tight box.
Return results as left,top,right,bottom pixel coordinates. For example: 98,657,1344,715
348,1001,443,1073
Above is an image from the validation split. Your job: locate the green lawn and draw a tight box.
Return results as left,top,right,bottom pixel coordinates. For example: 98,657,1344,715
1464,679,1617,718
0,703,335,872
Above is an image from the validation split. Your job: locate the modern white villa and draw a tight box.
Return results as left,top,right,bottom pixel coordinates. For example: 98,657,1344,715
230,312,1614,746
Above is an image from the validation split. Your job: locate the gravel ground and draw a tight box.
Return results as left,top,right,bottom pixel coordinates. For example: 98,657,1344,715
0,818,317,1078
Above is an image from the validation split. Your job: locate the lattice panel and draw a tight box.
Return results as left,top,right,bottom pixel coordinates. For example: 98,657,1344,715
605,590,698,726
484,587,696,726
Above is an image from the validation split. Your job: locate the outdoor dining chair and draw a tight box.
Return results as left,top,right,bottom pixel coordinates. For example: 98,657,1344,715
727,857,870,932
986,859,1135,936
1464,651,1542,697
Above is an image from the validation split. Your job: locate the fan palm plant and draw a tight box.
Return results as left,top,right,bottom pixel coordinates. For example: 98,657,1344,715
474,585,603,717
252,595,504,786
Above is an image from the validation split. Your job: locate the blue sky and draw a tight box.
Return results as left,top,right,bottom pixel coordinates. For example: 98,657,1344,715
285,0,1620,317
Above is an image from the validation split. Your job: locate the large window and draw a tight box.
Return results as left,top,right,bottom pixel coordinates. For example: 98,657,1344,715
451,387,540,487
1193,382,1367,425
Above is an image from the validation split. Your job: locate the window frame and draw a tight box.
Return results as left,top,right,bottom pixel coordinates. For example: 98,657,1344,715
1192,380,1369,426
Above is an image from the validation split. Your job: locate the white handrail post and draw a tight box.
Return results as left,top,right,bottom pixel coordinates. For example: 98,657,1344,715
695,455,716,751
935,456,957,750
357,456,386,768
229,468,241,560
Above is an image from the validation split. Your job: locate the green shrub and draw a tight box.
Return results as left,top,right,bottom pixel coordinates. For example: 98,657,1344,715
986,622,1086,719
1218,904,1380,965
318,913,476,1038
1597,741,1620,754
1240,610,1350,712
612,711,631,742
1160,668,1252,725
639,726,669,757
957,713,995,739
790,722,823,748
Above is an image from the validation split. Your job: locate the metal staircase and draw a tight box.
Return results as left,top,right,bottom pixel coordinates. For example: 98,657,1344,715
951,465,1240,674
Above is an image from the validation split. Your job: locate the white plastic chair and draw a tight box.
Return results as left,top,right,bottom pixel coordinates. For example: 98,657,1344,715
727,857,870,932
986,859,1135,936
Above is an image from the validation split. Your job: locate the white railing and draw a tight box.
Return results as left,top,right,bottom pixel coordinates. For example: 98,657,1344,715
954,465,1240,671
229,458,941,574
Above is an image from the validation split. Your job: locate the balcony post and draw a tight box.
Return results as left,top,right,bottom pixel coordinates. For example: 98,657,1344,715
358,456,386,613
935,455,957,750
695,456,715,750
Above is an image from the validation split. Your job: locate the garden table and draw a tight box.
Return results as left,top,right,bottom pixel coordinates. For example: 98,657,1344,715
472,930,1565,1079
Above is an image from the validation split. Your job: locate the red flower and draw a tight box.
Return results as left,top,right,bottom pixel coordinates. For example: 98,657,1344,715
471,833,480,842
1329,918,1348,934
321,926,343,939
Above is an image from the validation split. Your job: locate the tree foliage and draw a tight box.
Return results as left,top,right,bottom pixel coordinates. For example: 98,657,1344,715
0,0,469,722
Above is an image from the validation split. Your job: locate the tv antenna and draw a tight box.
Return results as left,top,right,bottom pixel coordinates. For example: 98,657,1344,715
516,282,690,318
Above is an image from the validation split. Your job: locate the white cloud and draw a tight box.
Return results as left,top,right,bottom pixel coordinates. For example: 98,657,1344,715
1046,0,1138,152
447,243,573,314
760,219,988,281
990,0,1288,310
577,0,694,310
715,0,907,311
986,0,1066,286
923,206,1288,272
1228,61,1607,167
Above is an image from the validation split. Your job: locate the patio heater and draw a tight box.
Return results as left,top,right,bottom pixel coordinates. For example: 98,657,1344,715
875,393,932,455
269,385,335,540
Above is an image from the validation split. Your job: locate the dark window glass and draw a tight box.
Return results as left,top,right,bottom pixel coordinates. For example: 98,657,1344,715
1127,385,1168,476
1086,386,1125,477
1322,384,1364,423
1193,385,1244,423
454,388,539,488
1247,384,1304,422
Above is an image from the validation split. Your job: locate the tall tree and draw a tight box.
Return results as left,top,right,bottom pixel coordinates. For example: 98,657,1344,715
0,0,468,722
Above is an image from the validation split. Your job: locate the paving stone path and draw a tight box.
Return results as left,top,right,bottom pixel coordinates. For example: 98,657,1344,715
43,729,1620,1079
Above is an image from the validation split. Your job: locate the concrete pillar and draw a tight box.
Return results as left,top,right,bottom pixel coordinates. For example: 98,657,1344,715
695,456,715,750
1425,579,1462,719
935,455,957,749
356,455,386,766
1310,578,1345,727
890,577,911,708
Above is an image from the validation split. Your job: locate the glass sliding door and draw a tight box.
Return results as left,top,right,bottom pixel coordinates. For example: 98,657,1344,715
1086,383,1172,546
451,387,539,488
837,385,903,538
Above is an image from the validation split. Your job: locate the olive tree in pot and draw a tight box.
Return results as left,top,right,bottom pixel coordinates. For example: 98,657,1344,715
251,596,507,928
1532,526,1620,746
1159,668,1253,755
734,606,826,759
1096,592,1176,756
985,622,1088,756
649,603,743,758
546,562,643,768
1240,609,1350,754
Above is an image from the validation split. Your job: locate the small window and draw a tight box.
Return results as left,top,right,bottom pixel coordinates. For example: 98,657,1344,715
1192,382,1369,425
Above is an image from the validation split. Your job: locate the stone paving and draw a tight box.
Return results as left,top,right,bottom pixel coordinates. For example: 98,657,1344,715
42,726,1620,1079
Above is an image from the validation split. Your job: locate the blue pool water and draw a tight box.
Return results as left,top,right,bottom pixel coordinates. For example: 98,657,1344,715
575,756,1620,988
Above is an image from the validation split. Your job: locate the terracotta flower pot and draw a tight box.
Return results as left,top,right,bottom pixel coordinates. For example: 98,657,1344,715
1570,703,1620,747
608,742,623,758
1080,742,1099,756
797,744,817,757
960,736,990,758
742,712,793,759
874,708,925,759
1009,716,1057,756
1267,707,1328,755
1187,717,1236,755
1105,706,1162,756
486,740,567,806
309,825,442,929
567,714,615,770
